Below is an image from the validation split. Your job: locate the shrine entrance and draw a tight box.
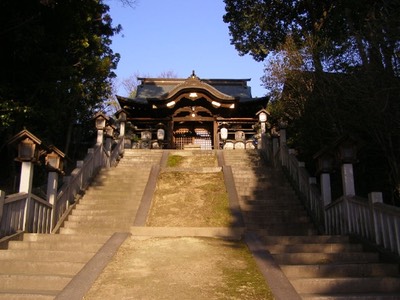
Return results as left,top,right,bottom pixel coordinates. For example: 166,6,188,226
173,122,214,150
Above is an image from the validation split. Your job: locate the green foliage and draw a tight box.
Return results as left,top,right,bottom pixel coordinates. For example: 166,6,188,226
0,0,121,190
224,0,400,204
0,0,121,152
166,155,185,167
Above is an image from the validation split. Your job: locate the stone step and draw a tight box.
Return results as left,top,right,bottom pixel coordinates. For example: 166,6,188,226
246,223,317,235
272,252,380,265
63,218,134,228
74,203,140,210
59,227,129,235
0,249,95,263
67,214,134,223
301,292,400,300
242,210,309,218
0,274,71,291
88,180,148,187
266,243,364,253
7,239,103,252
0,290,57,300
259,235,351,245
280,263,400,278
70,209,136,216
21,233,109,244
240,202,306,210
77,195,143,203
0,260,83,276
243,214,311,224
292,277,400,294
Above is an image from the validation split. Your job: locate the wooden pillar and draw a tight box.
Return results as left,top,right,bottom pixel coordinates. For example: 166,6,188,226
168,120,174,149
213,120,218,150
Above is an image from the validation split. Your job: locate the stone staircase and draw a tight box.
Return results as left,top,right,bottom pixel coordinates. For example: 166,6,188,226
0,149,162,299
223,149,400,299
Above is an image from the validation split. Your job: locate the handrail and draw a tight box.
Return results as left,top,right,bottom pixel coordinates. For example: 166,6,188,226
53,143,105,227
0,193,28,237
110,137,124,167
275,144,325,233
273,141,400,256
0,136,125,238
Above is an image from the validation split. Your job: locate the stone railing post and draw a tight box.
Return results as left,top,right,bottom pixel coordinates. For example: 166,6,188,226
341,162,355,196
19,160,34,232
320,172,332,206
19,161,34,194
279,121,287,163
0,190,5,222
96,128,104,145
308,177,317,204
298,161,305,189
368,192,383,245
104,136,112,168
119,120,126,138
47,171,59,228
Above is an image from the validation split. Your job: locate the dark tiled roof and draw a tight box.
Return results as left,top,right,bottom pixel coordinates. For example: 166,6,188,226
135,77,253,100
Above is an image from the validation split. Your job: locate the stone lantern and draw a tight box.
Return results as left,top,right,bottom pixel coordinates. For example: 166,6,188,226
256,108,269,134
256,109,270,150
8,130,43,194
93,112,109,145
116,110,127,137
45,145,65,227
45,145,65,174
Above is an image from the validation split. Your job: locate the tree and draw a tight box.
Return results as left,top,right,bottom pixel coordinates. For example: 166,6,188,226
0,0,121,154
223,0,400,74
224,0,400,204
0,0,121,190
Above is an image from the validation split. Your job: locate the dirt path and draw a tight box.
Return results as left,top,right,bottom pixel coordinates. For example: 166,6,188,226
83,152,274,299
83,236,273,300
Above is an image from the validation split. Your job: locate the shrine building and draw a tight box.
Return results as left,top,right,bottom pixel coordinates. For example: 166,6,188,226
116,71,268,150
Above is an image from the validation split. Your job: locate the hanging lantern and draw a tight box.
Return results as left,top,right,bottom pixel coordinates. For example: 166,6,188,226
220,127,228,140
157,128,165,140
18,138,37,161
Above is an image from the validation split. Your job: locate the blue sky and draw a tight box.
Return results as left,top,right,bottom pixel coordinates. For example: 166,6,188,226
107,0,267,98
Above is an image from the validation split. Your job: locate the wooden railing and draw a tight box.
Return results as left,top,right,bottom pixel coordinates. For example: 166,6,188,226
274,142,400,257
325,194,400,256
0,193,52,237
0,137,124,238
279,144,325,232
110,137,124,167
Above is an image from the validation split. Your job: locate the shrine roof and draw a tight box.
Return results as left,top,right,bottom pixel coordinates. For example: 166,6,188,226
134,74,253,101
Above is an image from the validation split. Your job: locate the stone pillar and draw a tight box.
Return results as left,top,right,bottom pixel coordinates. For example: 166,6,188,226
368,192,383,245
19,161,34,194
279,127,287,146
341,163,355,196
259,133,267,150
320,172,332,206
105,136,112,168
47,171,59,228
272,136,279,160
96,128,104,145
0,190,5,221
119,121,125,137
